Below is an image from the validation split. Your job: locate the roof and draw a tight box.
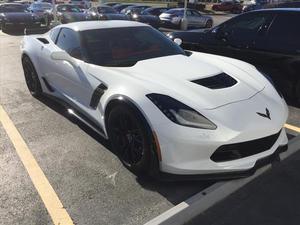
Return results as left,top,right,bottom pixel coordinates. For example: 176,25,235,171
57,20,148,31
257,8,300,12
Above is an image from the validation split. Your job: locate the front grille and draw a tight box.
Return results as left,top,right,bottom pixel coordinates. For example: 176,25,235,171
211,130,282,162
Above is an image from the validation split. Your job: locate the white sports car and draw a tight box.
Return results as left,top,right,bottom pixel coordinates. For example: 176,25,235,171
21,21,288,180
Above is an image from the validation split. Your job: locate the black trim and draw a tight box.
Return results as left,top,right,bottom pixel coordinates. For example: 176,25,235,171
156,145,288,181
37,38,49,44
211,130,281,162
90,83,107,109
42,77,55,92
43,94,105,136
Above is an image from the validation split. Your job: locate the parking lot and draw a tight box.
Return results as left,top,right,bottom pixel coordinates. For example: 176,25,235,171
1,6,300,225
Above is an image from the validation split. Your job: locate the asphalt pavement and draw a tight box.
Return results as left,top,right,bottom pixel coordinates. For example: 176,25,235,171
187,136,300,225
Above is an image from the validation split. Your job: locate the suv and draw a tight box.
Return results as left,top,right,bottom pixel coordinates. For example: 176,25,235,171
169,9,300,103
70,0,91,9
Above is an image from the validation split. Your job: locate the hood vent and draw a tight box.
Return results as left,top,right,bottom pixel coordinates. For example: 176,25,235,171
191,73,237,89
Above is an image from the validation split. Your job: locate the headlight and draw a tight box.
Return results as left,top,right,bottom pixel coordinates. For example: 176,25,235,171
146,94,217,129
259,70,283,98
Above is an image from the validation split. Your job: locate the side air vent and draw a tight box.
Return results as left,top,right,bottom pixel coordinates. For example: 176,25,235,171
37,38,49,44
192,73,237,89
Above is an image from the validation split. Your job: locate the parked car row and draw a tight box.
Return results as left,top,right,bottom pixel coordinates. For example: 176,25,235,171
168,8,300,103
0,2,214,32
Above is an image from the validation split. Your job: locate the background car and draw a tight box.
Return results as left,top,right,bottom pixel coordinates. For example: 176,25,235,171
121,5,150,14
104,2,119,7
28,2,52,25
159,8,213,29
128,9,160,29
21,21,288,179
112,3,134,13
168,9,300,103
0,3,43,32
212,1,242,13
55,4,91,23
242,3,263,13
87,5,129,20
141,7,169,16
70,0,91,9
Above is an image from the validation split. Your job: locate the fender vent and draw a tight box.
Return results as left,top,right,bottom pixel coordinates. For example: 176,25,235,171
192,73,237,89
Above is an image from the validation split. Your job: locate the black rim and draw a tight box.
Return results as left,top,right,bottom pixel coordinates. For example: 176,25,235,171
110,113,144,166
23,58,37,93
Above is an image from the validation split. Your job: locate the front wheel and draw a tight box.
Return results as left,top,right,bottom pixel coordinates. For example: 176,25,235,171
107,104,154,176
22,55,42,97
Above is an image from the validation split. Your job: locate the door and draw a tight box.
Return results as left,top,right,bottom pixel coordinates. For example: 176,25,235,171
206,12,274,61
258,12,300,97
191,10,206,28
41,28,103,109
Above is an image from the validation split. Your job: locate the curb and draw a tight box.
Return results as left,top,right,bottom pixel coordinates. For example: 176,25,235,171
144,134,300,225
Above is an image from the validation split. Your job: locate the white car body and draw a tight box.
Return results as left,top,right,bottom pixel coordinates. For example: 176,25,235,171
21,21,288,178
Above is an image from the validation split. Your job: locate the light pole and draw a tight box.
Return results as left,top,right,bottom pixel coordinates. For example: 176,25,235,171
181,0,188,30
52,0,59,27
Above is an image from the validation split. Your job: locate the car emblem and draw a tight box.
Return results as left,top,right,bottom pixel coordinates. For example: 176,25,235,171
257,108,271,120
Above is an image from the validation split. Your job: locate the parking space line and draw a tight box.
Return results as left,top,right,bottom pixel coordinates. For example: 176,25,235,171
0,105,74,225
285,123,300,133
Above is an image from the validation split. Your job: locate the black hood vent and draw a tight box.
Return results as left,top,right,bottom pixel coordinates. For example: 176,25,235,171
192,73,237,89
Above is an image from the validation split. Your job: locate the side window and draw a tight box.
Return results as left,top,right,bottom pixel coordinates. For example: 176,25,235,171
267,13,300,54
49,28,60,43
220,12,273,46
56,28,82,60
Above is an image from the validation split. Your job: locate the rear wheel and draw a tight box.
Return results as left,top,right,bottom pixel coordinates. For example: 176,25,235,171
107,104,154,176
22,55,42,97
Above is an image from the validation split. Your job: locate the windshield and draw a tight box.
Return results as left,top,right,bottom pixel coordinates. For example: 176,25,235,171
57,5,81,12
81,27,185,67
0,4,29,13
97,7,116,14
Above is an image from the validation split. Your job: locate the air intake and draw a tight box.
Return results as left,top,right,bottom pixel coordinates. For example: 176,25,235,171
192,73,237,89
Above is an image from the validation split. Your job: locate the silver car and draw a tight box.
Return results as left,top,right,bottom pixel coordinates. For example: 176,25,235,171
160,8,213,29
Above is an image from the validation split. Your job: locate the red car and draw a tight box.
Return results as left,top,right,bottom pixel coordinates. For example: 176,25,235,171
212,1,242,13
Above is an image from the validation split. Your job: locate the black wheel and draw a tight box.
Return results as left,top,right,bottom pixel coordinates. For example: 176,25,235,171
107,104,154,175
205,20,213,28
22,55,42,97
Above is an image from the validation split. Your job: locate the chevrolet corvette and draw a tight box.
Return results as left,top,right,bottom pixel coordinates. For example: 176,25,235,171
21,21,288,179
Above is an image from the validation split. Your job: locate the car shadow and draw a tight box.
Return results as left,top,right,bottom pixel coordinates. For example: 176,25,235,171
1,27,49,36
36,94,213,205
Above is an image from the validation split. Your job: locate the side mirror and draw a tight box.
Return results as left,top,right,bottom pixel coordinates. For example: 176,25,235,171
174,38,182,46
50,51,78,67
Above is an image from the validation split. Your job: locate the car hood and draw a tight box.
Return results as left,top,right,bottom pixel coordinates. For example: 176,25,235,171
1,12,34,22
88,53,266,110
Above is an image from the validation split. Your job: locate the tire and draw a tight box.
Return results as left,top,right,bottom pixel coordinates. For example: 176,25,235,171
22,55,43,97
205,20,213,28
107,104,154,176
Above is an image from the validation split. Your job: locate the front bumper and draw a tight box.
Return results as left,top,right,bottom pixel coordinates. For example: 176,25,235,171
157,144,288,181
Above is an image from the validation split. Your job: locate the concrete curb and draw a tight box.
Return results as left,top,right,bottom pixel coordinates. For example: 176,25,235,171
144,135,300,225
